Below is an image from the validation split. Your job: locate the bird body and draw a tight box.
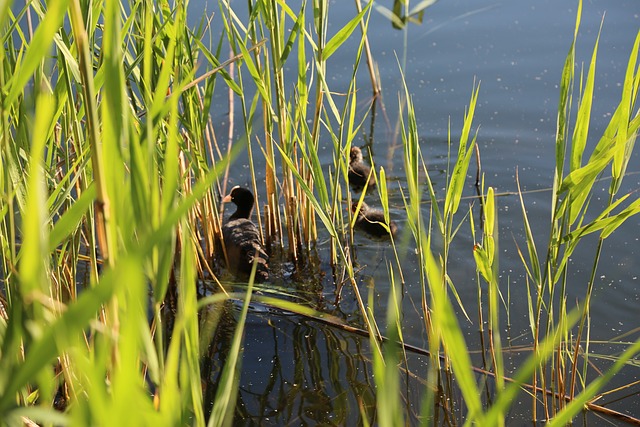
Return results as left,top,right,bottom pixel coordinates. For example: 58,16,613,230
352,201,398,238
348,146,376,191
221,186,269,282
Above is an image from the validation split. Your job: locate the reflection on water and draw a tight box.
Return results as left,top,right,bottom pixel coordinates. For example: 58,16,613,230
199,301,447,425
201,303,376,425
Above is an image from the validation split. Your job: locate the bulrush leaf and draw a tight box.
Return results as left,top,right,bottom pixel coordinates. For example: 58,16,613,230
4,0,70,108
323,1,372,60
444,83,480,217
610,30,640,194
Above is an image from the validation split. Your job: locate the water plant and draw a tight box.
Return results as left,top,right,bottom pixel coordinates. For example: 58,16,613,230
0,0,638,425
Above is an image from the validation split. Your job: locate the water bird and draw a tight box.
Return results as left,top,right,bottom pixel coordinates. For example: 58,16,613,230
352,201,398,238
221,186,269,282
349,146,376,191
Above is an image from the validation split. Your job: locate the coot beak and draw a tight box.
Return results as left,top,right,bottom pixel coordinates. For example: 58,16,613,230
222,194,233,203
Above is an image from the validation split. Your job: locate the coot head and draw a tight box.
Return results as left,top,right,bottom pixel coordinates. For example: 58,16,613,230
223,186,255,220
348,147,376,190
350,146,364,163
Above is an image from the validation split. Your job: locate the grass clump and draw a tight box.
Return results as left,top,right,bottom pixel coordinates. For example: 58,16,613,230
0,0,638,425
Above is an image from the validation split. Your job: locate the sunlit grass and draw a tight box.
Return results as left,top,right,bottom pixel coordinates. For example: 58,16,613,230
0,0,638,425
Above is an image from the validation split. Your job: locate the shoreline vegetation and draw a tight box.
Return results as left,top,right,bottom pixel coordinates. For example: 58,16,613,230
0,0,639,424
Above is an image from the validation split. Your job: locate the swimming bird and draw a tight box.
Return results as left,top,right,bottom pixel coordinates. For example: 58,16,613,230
352,201,398,238
349,146,376,191
221,186,269,282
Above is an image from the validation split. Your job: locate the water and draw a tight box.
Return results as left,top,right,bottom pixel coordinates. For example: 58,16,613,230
195,0,640,424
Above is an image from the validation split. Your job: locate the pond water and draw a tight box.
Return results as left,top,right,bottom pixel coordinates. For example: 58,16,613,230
193,0,640,424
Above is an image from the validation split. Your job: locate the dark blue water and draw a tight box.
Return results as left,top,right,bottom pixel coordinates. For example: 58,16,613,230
195,0,640,423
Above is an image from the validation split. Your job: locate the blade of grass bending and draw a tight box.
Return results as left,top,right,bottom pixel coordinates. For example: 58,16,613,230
18,89,55,299
4,0,70,108
424,248,482,421
109,256,158,426
548,338,640,427
323,1,372,60
554,40,574,186
0,263,121,414
444,83,480,218
408,0,438,17
298,115,330,209
207,263,256,427
6,406,68,426
48,184,96,251
554,0,581,183
444,274,470,322
274,0,299,20
610,30,640,193
373,266,404,426
561,76,638,198
274,141,338,238
480,311,579,425
277,0,305,65
561,196,640,243
230,27,273,116
0,91,56,410
373,4,405,29
351,192,366,230
181,224,205,425
316,64,342,122
187,34,247,95
566,21,602,224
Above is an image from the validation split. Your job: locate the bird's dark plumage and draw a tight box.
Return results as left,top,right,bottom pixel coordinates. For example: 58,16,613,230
221,186,269,282
348,146,376,191
352,201,398,238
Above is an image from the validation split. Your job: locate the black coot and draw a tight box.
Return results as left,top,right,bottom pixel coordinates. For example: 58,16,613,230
221,186,269,282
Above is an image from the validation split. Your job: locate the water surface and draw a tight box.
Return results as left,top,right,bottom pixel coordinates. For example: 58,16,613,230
195,0,640,423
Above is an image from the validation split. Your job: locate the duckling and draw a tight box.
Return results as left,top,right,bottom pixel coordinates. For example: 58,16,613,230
221,186,269,282
352,201,398,238
349,146,376,191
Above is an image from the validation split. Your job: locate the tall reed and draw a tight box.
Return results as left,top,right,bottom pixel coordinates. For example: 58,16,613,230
0,0,639,424
0,0,236,423
510,1,640,421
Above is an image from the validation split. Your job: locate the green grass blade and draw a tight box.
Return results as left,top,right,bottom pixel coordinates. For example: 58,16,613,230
323,1,371,60
567,22,601,222
49,184,96,251
610,30,640,193
547,339,640,427
4,0,70,108
444,84,479,217
207,275,254,427
425,248,482,420
0,267,119,413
